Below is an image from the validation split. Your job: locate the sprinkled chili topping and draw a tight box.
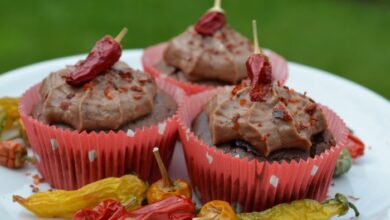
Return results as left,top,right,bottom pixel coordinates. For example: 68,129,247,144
133,94,143,100
59,101,70,111
104,86,113,100
130,85,143,92
273,106,293,121
239,99,247,106
232,114,240,130
305,103,317,115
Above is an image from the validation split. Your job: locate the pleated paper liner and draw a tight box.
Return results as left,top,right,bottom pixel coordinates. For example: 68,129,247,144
177,88,348,212
19,78,187,190
141,42,289,95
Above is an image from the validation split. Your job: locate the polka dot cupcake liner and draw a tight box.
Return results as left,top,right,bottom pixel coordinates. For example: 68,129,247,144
177,88,348,212
19,78,187,190
142,42,289,95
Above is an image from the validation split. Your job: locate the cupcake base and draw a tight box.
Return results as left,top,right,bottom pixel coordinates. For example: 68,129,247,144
19,78,186,190
177,88,348,212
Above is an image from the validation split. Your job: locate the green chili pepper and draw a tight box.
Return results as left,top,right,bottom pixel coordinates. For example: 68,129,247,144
333,148,353,178
237,193,359,220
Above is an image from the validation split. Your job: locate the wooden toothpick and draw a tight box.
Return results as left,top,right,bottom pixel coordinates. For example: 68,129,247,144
252,20,262,54
114,27,128,43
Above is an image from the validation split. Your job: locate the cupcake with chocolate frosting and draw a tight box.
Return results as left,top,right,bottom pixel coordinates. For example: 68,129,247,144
19,28,185,190
142,0,288,94
177,21,347,211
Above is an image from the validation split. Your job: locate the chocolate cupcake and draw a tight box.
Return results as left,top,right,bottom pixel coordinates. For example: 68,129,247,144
19,29,186,190
142,0,288,94
33,61,176,132
192,82,336,163
176,22,347,211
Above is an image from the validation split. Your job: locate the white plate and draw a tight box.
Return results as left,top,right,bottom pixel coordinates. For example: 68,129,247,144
0,50,389,220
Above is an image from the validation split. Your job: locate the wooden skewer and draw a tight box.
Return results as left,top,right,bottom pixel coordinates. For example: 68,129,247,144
252,20,262,54
153,147,172,187
210,0,224,12
114,27,128,43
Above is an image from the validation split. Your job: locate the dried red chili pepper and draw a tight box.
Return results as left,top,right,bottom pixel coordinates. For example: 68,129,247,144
119,195,195,220
0,140,27,169
66,28,128,86
246,20,273,102
195,0,226,36
345,131,365,159
72,199,128,220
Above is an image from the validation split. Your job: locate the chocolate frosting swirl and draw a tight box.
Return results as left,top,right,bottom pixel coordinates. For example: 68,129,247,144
205,82,328,156
163,25,253,84
38,61,157,131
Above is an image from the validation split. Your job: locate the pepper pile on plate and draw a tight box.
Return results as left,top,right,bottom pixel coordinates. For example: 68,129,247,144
13,147,360,220
0,97,31,169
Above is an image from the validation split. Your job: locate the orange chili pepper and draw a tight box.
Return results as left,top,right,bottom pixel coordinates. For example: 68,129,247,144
146,147,192,204
0,140,27,169
196,200,237,220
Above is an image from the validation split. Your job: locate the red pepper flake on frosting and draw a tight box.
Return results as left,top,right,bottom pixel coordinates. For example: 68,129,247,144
239,99,247,106
232,113,240,130
104,86,113,100
305,103,317,115
130,85,143,92
59,101,70,111
273,106,293,121
133,94,143,100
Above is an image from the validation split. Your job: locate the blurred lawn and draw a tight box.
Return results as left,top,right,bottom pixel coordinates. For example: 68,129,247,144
0,0,389,99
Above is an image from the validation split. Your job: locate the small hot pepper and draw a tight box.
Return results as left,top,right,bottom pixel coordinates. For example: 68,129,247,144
195,0,226,36
73,198,134,220
237,193,359,220
345,130,365,159
66,28,128,86
119,195,195,220
146,147,192,204
0,140,27,169
0,97,19,131
246,20,273,102
13,174,147,218
333,148,353,178
195,200,237,220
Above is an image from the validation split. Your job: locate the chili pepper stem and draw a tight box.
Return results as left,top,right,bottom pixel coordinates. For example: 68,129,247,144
192,212,219,220
114,27,128,43
12,195,26,204
348,201,360,217
153,147,172,187
123,196,137,209
23,156,37,164
252,20,262,54
209,0,224,12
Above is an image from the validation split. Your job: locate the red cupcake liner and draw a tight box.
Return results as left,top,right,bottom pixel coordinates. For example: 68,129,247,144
142,43,289,95
177,88,348,212
19,78,187,190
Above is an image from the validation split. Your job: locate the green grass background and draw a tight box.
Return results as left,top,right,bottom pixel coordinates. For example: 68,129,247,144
0,0,389,99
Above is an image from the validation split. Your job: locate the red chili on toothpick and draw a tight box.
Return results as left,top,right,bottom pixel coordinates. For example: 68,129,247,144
66,28,128,86
246,20,273,102
195,0,226,36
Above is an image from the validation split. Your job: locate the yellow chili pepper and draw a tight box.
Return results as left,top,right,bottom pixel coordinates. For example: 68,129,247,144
237,193,359,220
0,97,19,130
195,200,237,220
146,147,192,204
13,174,147,218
